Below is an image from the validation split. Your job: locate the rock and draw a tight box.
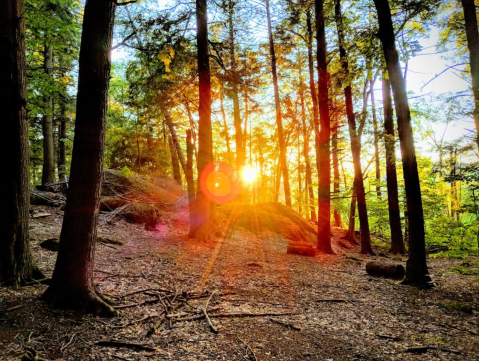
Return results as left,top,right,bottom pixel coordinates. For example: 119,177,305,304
40,238,59,252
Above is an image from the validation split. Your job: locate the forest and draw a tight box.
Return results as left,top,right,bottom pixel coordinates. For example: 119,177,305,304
1,0,479,359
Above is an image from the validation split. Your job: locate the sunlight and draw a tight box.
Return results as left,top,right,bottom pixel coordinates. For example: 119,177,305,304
241,165,257,183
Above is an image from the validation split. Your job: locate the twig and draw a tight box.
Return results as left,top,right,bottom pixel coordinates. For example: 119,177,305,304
203,290,218,333
238,337,257,361
176,311,299,322
315,299,349,303
94,341,155,352
269,318,301,331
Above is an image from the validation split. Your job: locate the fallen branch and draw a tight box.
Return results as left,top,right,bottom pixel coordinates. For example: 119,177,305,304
404,346,462,355
203,290,218,333
269,318,301,331
176,311,299,322
94,341,155,352
315,299,348,303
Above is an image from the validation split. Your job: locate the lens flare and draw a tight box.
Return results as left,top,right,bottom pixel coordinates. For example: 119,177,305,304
200,162,240,203
242,166,257,183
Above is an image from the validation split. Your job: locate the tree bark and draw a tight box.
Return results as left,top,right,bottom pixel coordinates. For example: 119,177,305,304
164,108,186,174
315,0,334,253
347,188,358,244
169,136,182,185
335,0,373,254
219,89,233,165
460,0,479,149
332,116,342,227
0,0,43,286
189,0,214,238
373,0,431,285
371,79,382,198
42,43,55,185
266,0,292,207
58,95,67,180
41,0,117,315
382,76,405,254
228,0,245,171
186,130,196,229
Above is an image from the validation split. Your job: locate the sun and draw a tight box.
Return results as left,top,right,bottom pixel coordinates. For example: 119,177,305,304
242,165,257,183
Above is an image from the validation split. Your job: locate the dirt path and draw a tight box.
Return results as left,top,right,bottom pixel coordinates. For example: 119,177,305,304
1,205,479,360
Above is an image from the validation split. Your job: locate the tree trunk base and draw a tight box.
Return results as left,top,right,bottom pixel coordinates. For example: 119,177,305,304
401,274,435,289
388,245,406,255
41,286,118,317
366,261,405,279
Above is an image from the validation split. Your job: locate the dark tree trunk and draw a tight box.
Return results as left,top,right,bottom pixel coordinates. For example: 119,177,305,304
460,0,479,149
300,78,316,222
0,0,43,286
371,79,382,198
382,76,405,254
347,188,358,244
186,130,196,229
169,136,182,185
58,96,67,180
373,0,431,285
164,108,186,174
41,0,117,315
220,89,233,165
189,0,214,238
332,117,342,227
306,7,320,223
315,0,334,253
228,0,245,171
42,44,55,185
335,0,373,254
266,0,292,207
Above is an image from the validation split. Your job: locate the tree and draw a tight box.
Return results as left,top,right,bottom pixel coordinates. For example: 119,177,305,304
373,0,432,285
315,0,334,253
334,0,373,254
459,0,479,149
0,0,43,286
266,0,292,208
382,75,405,254
42,0,118,315
189,0,214,238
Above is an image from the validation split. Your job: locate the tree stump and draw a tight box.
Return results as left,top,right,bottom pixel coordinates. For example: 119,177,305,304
366,261,405,279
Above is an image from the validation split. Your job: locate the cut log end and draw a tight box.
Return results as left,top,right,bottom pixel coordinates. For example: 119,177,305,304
366,261,405,279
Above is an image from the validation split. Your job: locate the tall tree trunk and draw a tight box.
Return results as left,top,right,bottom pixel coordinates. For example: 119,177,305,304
460,0,479,149
332,116,342,227
41,0,117,315
164,107,186,174
274,157,281,202
189,0,214,238
347,188,358,244
220,89,233,165
371,79,382,198
315,0,334,253
373,0,431,285
300,75,317,222
382,76,405,254
335,0,373,254
169,136,182,185
42,44,55,185
266,0,292,207
186,130,196,229
0,0,43,286
58,95,68,181
228,0,244,171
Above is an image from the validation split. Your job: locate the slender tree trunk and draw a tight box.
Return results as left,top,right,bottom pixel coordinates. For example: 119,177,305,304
300,76,317,222
335,0,373,254
189,0,214,238
0,0,43,286
169,136,182,185
186,130,196,229
373,0,431,285
347,188,358,244
274,157,281,202
298,140,303,215
164,108,186,174
315,0,334,253
41,0,117,315
382,76,405,254
220,89,233,165
58,96,68,180
371,79,382,198
332,117,342,227
266,0,292,207
460,0,479,149
42,44,55,185
228,0,244,171
243,91,249,160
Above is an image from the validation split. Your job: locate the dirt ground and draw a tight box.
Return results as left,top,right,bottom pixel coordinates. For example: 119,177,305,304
1,202,479,361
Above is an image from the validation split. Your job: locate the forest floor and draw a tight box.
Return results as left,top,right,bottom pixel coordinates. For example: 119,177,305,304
1,199,479,361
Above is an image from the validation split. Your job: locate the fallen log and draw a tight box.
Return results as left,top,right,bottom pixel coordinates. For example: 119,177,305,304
30,190,65,206
365,261,405,279
287,241,313,248
287,246,316,257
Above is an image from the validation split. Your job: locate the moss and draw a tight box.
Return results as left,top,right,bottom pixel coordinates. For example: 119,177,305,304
444,300,473,314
